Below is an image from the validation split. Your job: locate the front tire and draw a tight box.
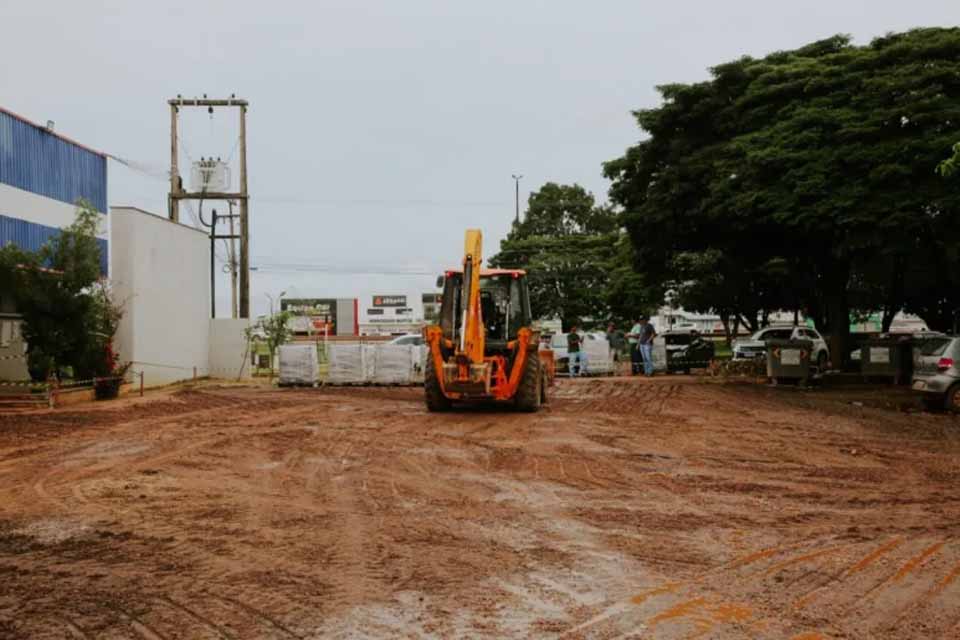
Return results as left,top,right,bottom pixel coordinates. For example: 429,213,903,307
514,352,542,412
424,356,452,412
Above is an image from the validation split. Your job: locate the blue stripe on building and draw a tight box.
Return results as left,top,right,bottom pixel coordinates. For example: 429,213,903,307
0,214,108,276
0,110,107,213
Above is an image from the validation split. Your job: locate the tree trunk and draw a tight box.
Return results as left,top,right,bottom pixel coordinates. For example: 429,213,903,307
719,311,732,346
881,256,906,334
824,262,851,369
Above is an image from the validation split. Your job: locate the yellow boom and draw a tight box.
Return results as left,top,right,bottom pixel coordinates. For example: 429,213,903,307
460,229,485,364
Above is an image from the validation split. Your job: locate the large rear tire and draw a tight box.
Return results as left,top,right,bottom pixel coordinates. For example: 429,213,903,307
514,351,542,412
425,356,452,412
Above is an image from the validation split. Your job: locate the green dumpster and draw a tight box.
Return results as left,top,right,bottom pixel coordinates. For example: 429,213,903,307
766,338,813,384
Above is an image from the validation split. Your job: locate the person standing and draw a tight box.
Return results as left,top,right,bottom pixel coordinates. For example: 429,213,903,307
567,325,585,377
606,322,625,369
639,316,657,376
627,318,643,375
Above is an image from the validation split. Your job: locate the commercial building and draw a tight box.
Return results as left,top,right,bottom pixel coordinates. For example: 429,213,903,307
0,107,109,379
282,298,358,336
359,293,430,336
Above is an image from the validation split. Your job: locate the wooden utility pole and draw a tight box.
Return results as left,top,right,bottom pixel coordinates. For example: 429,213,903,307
169,104,180,223
167,96,251,318
239,104,250,319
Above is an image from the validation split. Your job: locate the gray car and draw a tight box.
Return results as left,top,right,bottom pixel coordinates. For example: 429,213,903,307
912,336,960,412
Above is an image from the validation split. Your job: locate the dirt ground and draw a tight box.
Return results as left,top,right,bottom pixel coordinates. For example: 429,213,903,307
0,377,958,639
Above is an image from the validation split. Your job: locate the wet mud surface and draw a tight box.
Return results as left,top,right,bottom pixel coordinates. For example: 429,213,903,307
0,378,958,638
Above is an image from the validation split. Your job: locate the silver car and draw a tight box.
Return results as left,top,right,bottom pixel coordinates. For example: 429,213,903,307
912,336,960,412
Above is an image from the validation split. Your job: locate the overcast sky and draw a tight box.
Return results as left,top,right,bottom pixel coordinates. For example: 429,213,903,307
3,1,957,317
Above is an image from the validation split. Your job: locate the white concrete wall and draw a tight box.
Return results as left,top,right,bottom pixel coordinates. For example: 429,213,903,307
209,318,251,379
112,207,210,386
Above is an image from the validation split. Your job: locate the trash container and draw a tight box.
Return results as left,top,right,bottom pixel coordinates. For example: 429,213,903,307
860,336,912,384
766,338,813,384
664,333,692,373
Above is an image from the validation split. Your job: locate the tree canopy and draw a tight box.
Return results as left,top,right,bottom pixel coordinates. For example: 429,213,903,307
489,182,652,330
604,28,960,357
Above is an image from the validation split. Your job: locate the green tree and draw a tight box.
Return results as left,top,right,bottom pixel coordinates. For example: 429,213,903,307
489,183,642,329
0,201,115,380
246,311,292,374
605,28,960,361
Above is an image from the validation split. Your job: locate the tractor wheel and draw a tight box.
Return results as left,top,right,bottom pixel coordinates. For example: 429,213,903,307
540,368,549,405
424,356,452,412
515,351,542,412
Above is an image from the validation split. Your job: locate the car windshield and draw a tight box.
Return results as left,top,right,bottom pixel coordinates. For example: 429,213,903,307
919,337,953,356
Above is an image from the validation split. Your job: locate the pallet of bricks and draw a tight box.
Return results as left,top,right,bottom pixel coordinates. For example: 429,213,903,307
279,343,425,386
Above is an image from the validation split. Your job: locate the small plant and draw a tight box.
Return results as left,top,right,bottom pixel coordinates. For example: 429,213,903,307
245,311,292,375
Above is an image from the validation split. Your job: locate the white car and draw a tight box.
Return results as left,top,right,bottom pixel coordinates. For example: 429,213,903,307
389,334,424,346
733,325,830,370
548,332,613,375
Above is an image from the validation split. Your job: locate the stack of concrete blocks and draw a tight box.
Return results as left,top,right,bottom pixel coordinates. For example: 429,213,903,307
368,345,418,385
327,343,366,384
278,344,319,386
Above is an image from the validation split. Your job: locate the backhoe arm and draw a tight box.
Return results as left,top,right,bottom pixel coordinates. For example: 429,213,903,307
460,229,485,364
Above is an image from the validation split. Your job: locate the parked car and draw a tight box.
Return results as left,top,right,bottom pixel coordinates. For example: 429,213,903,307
389,334,424,346
549,332,612,375
912,336,960,412
733,325,830,370
665,321,698,334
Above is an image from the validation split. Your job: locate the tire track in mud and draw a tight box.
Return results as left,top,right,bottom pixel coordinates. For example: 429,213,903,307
5,381,960,638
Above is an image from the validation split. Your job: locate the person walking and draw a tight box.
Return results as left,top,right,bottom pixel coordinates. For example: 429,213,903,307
627,318,643,375
567,324,585,377
638,315,657,376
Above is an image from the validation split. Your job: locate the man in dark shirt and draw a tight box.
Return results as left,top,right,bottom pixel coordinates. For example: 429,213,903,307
567,325,585,377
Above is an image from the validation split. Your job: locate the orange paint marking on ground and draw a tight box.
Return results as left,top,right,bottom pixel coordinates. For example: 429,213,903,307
707,601,753,623
846,537,904,575
648,597,708,626
932,563,960,596
760,545,848,577
793,538,904,610
727,547,782,570
893,541,944,583
631,583,680,606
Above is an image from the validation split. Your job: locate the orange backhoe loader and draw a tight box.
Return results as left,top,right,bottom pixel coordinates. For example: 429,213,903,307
423,230,547,411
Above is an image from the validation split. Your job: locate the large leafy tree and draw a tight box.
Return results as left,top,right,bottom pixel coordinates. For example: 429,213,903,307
605,28,960,361
0,201,116,379
489,183,646,329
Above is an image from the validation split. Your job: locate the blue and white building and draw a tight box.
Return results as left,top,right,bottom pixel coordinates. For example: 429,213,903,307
0,106,108,378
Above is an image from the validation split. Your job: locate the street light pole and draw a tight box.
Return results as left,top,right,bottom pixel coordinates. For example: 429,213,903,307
511,174,523,225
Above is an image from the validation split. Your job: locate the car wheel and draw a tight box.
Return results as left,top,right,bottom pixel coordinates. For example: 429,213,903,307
816,351,828,372
947,384,960,414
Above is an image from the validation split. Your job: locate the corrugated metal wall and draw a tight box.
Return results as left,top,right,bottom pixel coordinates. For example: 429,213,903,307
0,110,107,213
0,214,108,275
